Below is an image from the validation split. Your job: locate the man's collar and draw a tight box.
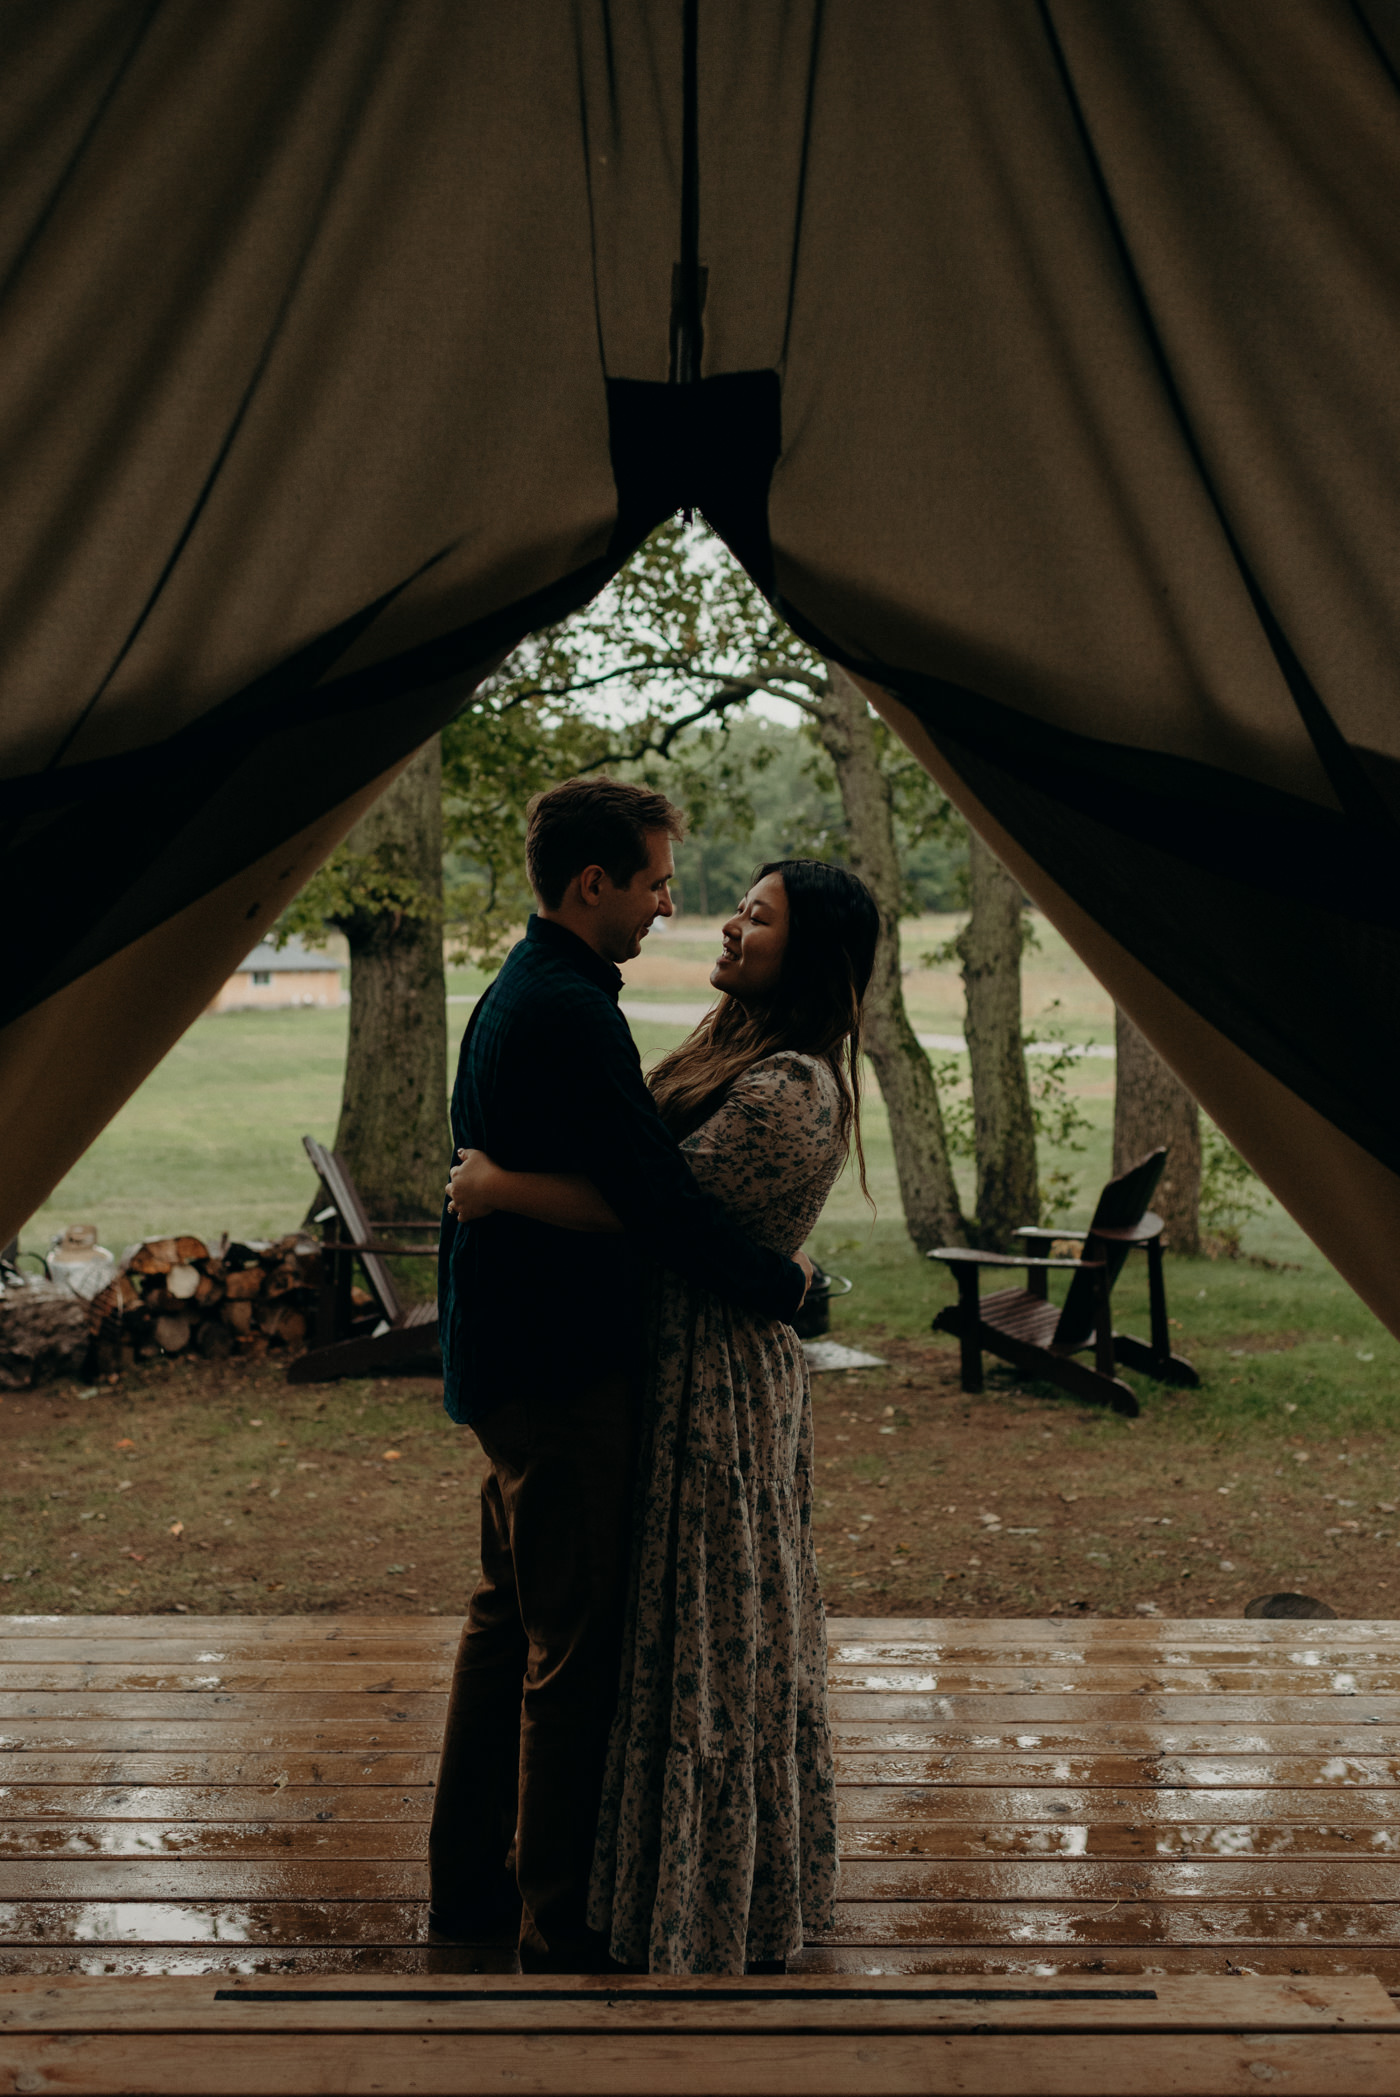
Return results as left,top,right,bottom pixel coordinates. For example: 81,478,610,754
526,913,624,1000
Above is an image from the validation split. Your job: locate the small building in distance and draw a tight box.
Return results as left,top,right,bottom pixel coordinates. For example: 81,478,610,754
208,937,345,1013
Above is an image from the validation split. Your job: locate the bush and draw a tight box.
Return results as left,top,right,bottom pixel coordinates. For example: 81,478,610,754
1199,1125,1266,1256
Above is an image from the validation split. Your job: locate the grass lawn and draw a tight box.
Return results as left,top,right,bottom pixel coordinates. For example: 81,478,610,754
9,914,1398,1622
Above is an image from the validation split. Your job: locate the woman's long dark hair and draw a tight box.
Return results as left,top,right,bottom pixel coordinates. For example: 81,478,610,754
649,859,881,1197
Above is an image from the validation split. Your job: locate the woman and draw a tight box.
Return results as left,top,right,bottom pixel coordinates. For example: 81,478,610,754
448,858,879,1972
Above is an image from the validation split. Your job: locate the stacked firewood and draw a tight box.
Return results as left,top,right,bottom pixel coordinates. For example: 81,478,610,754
87,1234,326,1373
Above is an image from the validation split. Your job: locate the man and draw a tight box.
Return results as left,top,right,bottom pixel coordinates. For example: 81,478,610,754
431,775,811,1972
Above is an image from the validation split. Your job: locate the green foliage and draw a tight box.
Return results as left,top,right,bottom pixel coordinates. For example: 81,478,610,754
927,1001,1092,1227
281,517,966,962
1199,1124,1268,1255
273,848,436,953
1026,1004,1094,1224
440,689,611,966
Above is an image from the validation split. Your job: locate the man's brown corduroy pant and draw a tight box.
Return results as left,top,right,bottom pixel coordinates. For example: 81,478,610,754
429,1373,636,1971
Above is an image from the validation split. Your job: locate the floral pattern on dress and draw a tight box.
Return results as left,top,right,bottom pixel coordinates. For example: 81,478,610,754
588,1051,845,1973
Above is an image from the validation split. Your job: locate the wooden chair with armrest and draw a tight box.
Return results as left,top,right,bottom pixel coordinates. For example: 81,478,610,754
286,1136,440,1384
928,1147,1199,1417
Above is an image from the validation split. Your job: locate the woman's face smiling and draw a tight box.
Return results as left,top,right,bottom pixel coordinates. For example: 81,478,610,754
711,873,789,1004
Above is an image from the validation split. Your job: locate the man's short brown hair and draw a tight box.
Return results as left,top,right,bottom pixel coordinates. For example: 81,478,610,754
525,776,686,909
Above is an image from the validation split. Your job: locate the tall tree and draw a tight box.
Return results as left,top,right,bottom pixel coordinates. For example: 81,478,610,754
957,832,1038,1246
810,665,966,1251
1113,1008,1201,1252
280,739,447,1221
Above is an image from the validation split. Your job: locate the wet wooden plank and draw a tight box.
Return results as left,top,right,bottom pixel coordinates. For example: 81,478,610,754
0,1666,454,1693
10,1728,1400,1766
829,1635,1400,1652
0,1643,460,1670
7,1821,1391,1867
820,1901,1400,1946
6,1943,1393,1982
15,1689,1400,1725
827,1695,1400,1723
13,1662,1400,1697
8,1733,1400,1771
13,1660,1400,1695
4,2027,1399,2096
0,1722,445,1751
1,1971,1393,2030
0,1822,427,1860
9,1857,1400,1904
828,1640,1400,1664
0,1861,428,1900
7,1615,1397,1644
0,1618,455,1639
0,1946,523,1977
0,1754,436,1785
834,1787,1400,1823
0,1693,446,1721
0,1788,430,1823
832,1859,1400,1901
839,1821,1400,1860
0,1900,432,1945
827,1666,1400,1694
8,1896,1400,1952
19,1636,1400,1671
834,1753,1400,1785
792,1944,1400,1980
829,1619,1400,1643
832,1723,1400,1751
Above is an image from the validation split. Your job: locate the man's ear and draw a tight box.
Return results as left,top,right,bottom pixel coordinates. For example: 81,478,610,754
577,864,609,907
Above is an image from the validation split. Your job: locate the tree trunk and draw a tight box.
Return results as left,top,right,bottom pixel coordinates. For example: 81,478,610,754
957,831,1038,1247
1113,1008,1201,1253
813,665,967,1251
332,739,448,1221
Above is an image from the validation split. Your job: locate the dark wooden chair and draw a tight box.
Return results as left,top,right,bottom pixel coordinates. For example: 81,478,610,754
928,1148,1199,1417
286,1136,440,1384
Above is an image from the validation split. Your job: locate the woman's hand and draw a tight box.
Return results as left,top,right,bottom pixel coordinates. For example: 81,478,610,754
446,1148,501,1222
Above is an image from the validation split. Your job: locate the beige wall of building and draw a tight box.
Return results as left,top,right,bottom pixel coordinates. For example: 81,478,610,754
208,969,345,1013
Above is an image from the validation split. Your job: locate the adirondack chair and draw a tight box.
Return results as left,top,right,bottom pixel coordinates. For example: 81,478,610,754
928,1148,1199,1416
286,1136,440,1383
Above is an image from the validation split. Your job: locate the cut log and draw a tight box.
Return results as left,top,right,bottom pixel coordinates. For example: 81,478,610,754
222,1270,263,1302
193,1273,224,1307
0,1281,91,1389
153,1314,192,1353
173,1236,209,1264
87,1274,142,1329
220,1301,254,1336
258,1305,307,1347
195,1320,235,1360
127,1238,181,1274
165,1265,200,1300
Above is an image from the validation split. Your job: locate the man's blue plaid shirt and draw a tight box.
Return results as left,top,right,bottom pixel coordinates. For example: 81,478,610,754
438,914,804,1425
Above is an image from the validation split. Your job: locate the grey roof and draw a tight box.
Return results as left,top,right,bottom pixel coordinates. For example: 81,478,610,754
235,937,343,974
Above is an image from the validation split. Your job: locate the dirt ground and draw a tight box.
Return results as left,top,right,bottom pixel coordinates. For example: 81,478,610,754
3,1328,1392,1621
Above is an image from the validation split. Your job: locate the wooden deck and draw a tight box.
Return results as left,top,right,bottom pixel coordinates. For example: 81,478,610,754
3,1612,1400,2092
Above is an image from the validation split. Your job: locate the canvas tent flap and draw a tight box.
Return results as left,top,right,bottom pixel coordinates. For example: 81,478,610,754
2,0,1399,1333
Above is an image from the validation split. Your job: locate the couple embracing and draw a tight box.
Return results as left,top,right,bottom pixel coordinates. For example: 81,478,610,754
431,777,877,1975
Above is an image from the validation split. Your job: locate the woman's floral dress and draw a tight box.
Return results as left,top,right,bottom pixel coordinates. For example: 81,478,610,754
588,1050,844,1973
